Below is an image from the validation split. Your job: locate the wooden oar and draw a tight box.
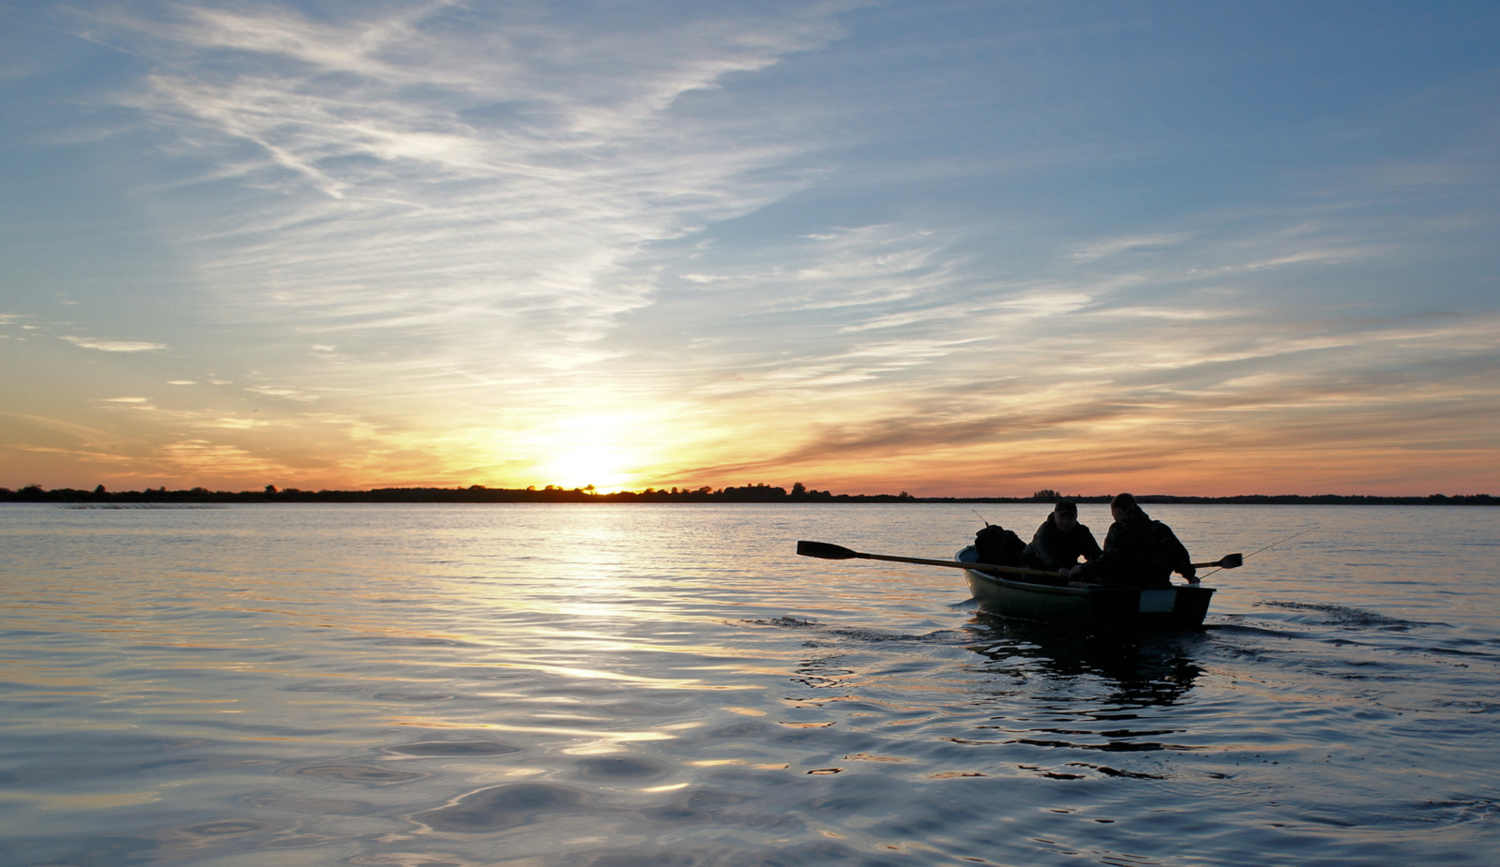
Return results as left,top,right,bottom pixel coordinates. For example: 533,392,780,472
799,540,1242,580
797,540,1066,580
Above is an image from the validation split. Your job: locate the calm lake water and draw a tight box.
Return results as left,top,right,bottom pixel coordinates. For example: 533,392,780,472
2,502,1497,866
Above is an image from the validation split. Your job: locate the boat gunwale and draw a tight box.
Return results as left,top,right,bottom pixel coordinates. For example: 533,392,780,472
964,567,1103,597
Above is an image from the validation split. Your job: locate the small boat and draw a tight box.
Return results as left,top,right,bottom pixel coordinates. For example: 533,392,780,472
958,545,1215,632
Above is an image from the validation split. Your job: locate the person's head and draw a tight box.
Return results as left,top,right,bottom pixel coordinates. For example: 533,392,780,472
1051,499,1078,531
1110,492,1137,521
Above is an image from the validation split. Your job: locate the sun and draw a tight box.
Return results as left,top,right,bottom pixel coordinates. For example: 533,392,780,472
541,445,635,492
523,413,664,493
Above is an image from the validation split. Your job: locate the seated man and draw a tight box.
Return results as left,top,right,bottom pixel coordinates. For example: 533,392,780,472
1021,500,1101,578
1065,493,1197,588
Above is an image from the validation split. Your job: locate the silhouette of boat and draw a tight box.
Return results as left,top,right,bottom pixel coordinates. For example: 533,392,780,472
958,545,1215,632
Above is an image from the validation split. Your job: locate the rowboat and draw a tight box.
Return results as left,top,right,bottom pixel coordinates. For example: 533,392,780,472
793,539,1220,633
958,545,1215,632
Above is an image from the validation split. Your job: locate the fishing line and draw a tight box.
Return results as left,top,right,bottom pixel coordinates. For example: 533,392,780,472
1199,525,1317,578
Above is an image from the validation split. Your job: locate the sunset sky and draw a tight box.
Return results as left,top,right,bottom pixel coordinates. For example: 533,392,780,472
3,1,1497,496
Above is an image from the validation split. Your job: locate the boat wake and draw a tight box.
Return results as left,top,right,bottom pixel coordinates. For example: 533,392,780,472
1254,600,1433,630
742,615,967,645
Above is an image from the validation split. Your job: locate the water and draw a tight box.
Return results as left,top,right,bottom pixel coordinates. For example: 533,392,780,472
1,502,1497,866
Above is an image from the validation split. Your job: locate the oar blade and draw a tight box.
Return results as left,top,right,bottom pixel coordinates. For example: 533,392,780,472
1219,553,1243,569
797,540,860,560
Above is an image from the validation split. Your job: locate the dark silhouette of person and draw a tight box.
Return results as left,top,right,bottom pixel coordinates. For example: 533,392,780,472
1065,493,1196,588
1020,500,1101,577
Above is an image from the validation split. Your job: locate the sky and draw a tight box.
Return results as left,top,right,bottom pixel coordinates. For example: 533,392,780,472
2,0,1498,497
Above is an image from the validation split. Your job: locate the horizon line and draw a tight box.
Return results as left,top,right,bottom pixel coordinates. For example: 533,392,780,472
3,483,1495,504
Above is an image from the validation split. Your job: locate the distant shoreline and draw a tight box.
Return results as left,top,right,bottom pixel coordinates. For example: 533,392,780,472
3,483,1494,506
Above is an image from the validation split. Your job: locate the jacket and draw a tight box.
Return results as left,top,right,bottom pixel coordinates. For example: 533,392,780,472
1021,518,1102,573
1078,506,1193,588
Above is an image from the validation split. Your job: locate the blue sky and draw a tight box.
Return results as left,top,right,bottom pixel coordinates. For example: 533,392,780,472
2,1,1497,495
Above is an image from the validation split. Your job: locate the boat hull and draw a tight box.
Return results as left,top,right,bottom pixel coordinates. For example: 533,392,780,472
959,547,1214,632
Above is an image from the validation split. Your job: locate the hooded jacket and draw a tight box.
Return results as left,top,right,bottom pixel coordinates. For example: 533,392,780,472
1078,505,1193,588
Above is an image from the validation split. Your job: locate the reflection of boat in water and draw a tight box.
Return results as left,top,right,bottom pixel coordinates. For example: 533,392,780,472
958,546,1215,633
966,618,1207,712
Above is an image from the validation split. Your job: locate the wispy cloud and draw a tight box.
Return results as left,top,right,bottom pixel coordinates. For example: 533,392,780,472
6,2,1497,494
61,336,167,352
1070,233,1191,263
92,2,846,359
244,385,318,402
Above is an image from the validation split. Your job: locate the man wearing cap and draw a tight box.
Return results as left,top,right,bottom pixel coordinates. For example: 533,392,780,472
1064,493,1197,588
1021,500,1101,580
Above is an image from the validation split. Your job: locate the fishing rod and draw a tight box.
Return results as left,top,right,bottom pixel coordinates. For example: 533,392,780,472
1198,526,1317,578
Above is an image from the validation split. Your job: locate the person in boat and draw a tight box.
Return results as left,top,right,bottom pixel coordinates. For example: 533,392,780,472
1063,493,1197,588
1020,500,1101,579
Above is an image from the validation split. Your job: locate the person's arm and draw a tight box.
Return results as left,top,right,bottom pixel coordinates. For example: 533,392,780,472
1075,525,1115,580
1020,523,1046,569
1080,526,1102,562
1030,523,1058,569
1164,526,1197,583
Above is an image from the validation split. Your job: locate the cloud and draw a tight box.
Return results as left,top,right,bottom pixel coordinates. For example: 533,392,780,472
157,438,288,478
244,385,318,402
93,2,845,337
1070,233,1192,263
9,2,1496,495
96,397,158,412
61,336,167,352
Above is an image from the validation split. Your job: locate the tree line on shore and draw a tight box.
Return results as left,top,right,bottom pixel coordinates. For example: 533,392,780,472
1,483,1495,505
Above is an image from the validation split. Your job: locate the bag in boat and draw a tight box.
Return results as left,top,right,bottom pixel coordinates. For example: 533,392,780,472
975,524,1026,568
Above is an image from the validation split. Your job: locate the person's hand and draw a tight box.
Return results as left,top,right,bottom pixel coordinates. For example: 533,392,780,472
1182,568,1199,585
